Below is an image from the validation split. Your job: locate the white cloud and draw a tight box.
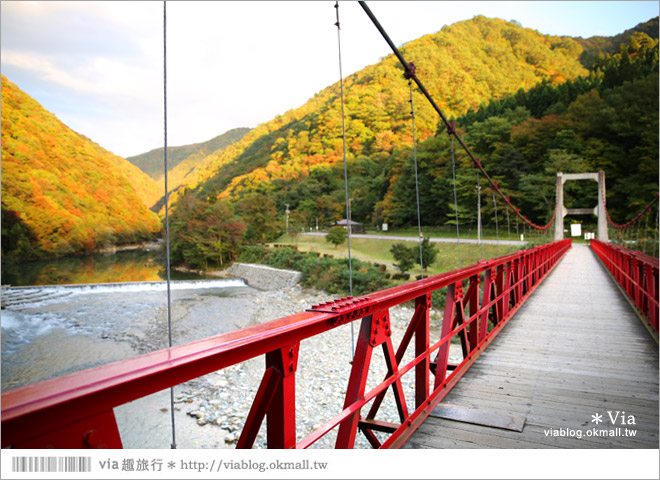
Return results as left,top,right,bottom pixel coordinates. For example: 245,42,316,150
2,51,158,100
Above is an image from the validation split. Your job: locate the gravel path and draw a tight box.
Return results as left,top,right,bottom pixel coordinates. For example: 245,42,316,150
301,231,527,246
115,285,462,449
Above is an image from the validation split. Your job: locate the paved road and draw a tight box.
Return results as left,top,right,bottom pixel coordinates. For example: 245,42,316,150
300,232,526,246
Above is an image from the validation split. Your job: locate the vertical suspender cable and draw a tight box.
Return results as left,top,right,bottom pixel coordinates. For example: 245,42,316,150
505,206,511,253
653,209,658,258
492,192,500,256
163,0,176,450
629,224,633,248
643,213,649,255
476,171,484,260
409,80,424,277
449,133,461,268
334,1,355,356
515,214,519,244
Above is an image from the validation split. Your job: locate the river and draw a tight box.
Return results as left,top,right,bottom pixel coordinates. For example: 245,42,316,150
1,248,256,391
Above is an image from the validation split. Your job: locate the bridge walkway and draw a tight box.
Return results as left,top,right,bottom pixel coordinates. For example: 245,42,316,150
404,243,659,449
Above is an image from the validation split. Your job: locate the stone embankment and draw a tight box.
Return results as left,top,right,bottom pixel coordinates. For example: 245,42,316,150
225,263,302,290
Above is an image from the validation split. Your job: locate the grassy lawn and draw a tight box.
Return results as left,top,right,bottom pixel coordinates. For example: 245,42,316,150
363,225,528,241
273,233,525,277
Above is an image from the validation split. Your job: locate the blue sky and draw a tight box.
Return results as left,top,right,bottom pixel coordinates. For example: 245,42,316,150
1,1,658,158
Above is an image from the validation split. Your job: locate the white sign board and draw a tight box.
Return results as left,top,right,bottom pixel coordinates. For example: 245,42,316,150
570,224,582,237
382,223,388,231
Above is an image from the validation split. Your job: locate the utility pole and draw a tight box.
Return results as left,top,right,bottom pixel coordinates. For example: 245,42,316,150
348,198,353,234
476,184,482,244
285,204,290,235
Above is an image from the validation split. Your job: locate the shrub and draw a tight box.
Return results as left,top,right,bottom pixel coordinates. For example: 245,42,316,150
390,242,416,273
326,227,347,248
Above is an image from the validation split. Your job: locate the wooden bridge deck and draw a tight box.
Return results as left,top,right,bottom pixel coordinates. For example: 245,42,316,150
405,243,659,449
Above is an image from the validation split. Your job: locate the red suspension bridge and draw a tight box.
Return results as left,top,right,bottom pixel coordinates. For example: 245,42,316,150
1,2,658,451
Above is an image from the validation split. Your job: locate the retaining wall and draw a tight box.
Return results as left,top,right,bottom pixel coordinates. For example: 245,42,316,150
226,263,301,290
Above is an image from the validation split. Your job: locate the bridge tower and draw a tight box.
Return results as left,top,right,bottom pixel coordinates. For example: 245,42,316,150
554,170,608,242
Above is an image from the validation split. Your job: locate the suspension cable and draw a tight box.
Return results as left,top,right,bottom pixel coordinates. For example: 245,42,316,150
448,123,461,268
605,192,658,231
408,78,424,277
162,0,176,450
334,1,355,357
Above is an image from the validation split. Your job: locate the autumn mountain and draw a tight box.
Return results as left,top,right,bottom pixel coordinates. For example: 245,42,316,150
1,75,162,260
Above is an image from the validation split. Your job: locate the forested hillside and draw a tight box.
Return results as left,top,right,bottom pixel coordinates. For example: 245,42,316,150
168,16,658,269
1,76,162,261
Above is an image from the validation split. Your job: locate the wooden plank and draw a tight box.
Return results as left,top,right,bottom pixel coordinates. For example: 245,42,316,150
429,404,526,432
468,359,657,382
447,380,659,410
448,379,660,414
463,368,659,397
411,417,657,449
411,419,546,449
476,346,659,361
471,353,659,374
442,392,660,434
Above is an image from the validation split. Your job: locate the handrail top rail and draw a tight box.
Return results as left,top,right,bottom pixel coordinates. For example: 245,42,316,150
591,239,659,267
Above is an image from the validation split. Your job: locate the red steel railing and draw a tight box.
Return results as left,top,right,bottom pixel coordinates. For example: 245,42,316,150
1,239,571,449
590,239,659,339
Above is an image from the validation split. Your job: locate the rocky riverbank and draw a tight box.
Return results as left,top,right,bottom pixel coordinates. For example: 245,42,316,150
115,284,461,449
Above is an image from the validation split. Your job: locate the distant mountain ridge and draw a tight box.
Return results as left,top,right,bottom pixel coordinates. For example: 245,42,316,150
574,17,659,68
126,127,251,180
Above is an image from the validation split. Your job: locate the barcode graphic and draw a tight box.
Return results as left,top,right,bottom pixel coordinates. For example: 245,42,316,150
11,456,92,473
